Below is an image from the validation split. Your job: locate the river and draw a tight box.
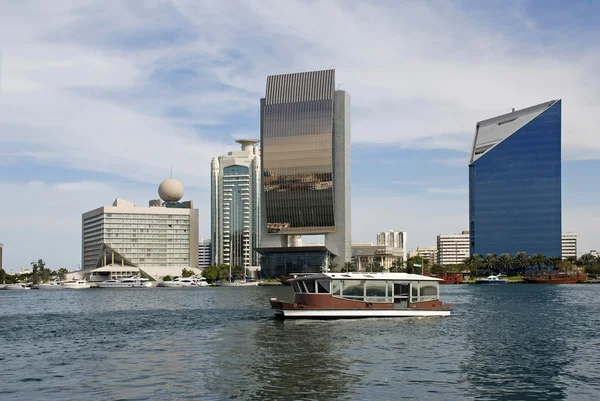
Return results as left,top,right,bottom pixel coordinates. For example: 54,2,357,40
1,284,599,400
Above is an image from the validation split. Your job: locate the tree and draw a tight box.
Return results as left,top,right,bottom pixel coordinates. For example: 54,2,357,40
57,268,68,281
483,254,497,273
497,253,512,273
429,263,445,274
327,256,339,272
531,254,546,270
546,256,561,270
514,252,530,275
465,254,483,275
578,253,596,267
163,275,173,281
342,262,354,273
181,268,195,278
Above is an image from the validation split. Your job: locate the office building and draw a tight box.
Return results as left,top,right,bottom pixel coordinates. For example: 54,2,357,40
211,140,261,268
409,247,438,265
377,230,407,262
562,232,577,259
437,231,470,266
257,69,351,277
469,100,562,257
198,239,212,269
82,178,199,280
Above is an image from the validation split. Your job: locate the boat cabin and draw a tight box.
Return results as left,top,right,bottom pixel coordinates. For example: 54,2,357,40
290,273,442,309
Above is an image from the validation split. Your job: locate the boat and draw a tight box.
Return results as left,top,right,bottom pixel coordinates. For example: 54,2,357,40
157,277,208,287
424,273,464,284
61,279,91,289
33,279,63,290
1,283,31,290
268,272,452,319
474,275,507,284
521,271,587,284
97,277,153,288
219,280,259,287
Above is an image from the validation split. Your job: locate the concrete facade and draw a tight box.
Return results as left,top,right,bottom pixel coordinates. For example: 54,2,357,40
352,243,404,271
562,232,577,259
409,247,438,265
198,239,212,269
437,231,470,266
377,230,407,262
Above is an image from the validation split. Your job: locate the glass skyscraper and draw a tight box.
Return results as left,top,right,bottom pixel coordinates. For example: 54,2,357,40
258,69,351,277
469,100,562,257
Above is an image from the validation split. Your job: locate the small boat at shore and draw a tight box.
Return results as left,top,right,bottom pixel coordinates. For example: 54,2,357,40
475,275,507,284
1,283,31,290
157,277,208,287
97,277,153,288
61,279,91,289
269,272,452,319
219,279,259,287
521,271,587,284
33,280,63,290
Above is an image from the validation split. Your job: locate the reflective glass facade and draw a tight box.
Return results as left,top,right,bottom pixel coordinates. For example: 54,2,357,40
260,250,329,278
261,70,336,233
469,100,562,257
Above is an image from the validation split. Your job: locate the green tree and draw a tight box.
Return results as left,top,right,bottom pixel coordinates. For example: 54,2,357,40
531,254,546,269
578,253,596,267
342,262,354,273
429,263,444,274
57,268,68,281
497,253,512,273
514,252,530,275
546,256,562,270
465,254,483,275
163,275,173,281
327,256,339,272
483,254,497,273
181,268,195,278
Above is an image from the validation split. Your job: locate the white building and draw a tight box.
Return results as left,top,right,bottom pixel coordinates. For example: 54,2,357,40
437,231,470,266
81,179,199,280
198,239,212,269
562,232,577,259
377,230,407,262
211,140,261,268
409,247,438,265
352,243,405,271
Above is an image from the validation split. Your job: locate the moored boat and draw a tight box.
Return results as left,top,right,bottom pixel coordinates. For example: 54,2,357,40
157,277,208,287
97,277,153,288
475,275,507,284
269,272,452,319
521,271,587,284
424,273,464,284
219,279,259,287
33,280,63,290
61,279,91,289
1,283,31,290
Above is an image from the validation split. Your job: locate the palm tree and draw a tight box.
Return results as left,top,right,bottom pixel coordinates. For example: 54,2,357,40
514,252,530,275
578,253,596,267
497,253,512,274
483,254,497,273
546,256,561,270
342,262,354,273
327,256,339,272
464,254,483,275
531,254,546,270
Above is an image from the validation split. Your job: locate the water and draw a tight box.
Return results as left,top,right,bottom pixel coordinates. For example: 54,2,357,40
1,285,599,401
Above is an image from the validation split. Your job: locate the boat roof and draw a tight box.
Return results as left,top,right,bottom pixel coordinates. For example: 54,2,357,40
291,272,443,282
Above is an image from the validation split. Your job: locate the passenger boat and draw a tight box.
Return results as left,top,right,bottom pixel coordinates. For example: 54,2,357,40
97,277,153,288
475,275,507,284
61,279,91,289
521,271,587,284
269,272,452,319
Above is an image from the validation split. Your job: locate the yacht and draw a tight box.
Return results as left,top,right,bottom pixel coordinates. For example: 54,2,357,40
475,275,507,284
220,280,259,287
2,283,31,290
97,277,153,288
157,277,208,287
61,279,91,289
269,272,452,319
33,280,63,290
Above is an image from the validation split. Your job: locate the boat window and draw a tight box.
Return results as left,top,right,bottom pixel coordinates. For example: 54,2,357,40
387,281,393,297
412,282,419,303
317,280,330,294
304,280,316,293
365,281,386,297
332,280,341,296
420,283,439,301
292,282,302,293
341,280,365,300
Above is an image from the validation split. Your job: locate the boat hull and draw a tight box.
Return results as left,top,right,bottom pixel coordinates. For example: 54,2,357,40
272,308,451,319
521,277,584,284
219,281,259,287
474,280,507,284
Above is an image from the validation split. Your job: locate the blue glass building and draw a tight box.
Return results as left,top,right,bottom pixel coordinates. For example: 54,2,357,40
469,100,562,257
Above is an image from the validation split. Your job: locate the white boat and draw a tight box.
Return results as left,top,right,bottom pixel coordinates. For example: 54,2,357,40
220,280,259,287
33,280,63,290
269,272,452,319
157,277,208,287
2,283,31,290
97,277,153,288
475,275,507,284
61,279,91,289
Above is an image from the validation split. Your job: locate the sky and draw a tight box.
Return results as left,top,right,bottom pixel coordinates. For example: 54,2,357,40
1,0,599,271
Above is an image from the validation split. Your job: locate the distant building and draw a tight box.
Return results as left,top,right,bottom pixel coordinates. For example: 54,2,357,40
409,247,438,265
377,230,407,262
437,231,470,266
352,243,404,271
198,239,212,269
81,178,199,280
469,100,562,257
211,139,261,268
561,232,577,259
258,69,352,278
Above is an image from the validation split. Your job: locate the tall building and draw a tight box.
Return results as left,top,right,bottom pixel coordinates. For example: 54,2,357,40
377,230,407,262
257,69,351,277
437,231,470,266
562,232,577,260
211,140,261,268
198,239,212,269
469,100,562,257
82,178,199,279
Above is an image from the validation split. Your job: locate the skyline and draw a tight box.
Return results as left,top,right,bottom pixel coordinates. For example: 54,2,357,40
1,1,600,270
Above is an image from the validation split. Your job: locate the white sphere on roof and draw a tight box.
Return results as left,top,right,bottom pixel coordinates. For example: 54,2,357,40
158,178,184,202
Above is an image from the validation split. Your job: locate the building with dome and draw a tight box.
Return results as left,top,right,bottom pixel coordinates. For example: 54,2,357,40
81,178,199,280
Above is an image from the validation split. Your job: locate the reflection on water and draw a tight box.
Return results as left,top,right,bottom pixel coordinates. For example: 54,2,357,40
1,285,600,400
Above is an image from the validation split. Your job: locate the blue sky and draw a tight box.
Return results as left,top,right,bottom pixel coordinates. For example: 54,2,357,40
1,0,599,271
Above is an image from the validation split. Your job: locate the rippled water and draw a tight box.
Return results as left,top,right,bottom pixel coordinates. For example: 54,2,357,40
1,285,600,400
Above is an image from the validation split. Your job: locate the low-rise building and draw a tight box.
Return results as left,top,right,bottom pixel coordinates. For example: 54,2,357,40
561,232,577,259
409,247,438,265
377,230,407,263
352,243,404,271
437,231,470,266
